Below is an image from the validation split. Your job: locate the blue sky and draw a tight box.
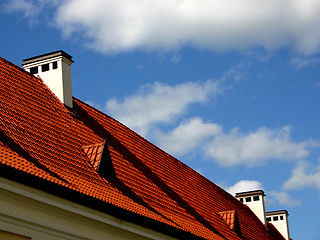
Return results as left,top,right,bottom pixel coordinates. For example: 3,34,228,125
1,0,320,239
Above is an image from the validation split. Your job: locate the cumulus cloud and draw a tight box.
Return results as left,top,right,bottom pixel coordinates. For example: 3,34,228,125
282,161,320,193
5,0,320,54
226,180,263,196
205,126,317,167
104,73,318,167
105,78,318,167
155,117,221,156
105,80,222,136
268,191,301,206
55,0,320,54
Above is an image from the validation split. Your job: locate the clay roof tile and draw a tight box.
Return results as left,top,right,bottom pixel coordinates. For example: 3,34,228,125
0,57,284,240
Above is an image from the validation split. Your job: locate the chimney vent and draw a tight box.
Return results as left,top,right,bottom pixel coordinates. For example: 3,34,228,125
22,50,74,108
236,190,266,225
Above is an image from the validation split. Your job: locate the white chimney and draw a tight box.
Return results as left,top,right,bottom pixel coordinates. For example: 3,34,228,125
22,50,74,108
266,210,290,240
236,190,266,225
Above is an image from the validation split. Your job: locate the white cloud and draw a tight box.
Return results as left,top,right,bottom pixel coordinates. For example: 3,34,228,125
226,180,263,196
282,161,320,193
105,77,318,166
289,57,320,70
205,126,317,167
53,0,320,54
268,191,301,206
3,0,36,17
6,0,320,54
3,0,58,19
105,80,222,136
155,117,221,156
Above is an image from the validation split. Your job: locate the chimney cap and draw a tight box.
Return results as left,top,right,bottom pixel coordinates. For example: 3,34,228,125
266,210,289,216
235,190,265,197
22,50,73,65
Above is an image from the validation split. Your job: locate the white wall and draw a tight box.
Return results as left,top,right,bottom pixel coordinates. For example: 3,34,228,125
0,177,178,240
236,192,266,225
267,212,290,240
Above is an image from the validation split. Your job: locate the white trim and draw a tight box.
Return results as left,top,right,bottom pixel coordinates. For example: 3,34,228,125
0,177,178,240
0,213,89,240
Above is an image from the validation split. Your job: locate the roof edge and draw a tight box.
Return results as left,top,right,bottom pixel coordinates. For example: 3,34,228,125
0,164,205,240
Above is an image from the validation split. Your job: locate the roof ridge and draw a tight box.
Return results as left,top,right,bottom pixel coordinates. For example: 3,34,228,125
82,141,105,148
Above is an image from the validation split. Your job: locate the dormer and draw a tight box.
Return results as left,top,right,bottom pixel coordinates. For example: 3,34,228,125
236,190,266,225
82,140,116,177
22,50,74,108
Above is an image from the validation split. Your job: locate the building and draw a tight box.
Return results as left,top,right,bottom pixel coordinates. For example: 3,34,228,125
236,191,290,240
1,51,289,240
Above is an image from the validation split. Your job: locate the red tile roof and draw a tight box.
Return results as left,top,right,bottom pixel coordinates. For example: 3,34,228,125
0,56,285,240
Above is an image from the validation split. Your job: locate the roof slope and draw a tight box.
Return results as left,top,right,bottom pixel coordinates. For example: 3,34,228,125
0,57,284,240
